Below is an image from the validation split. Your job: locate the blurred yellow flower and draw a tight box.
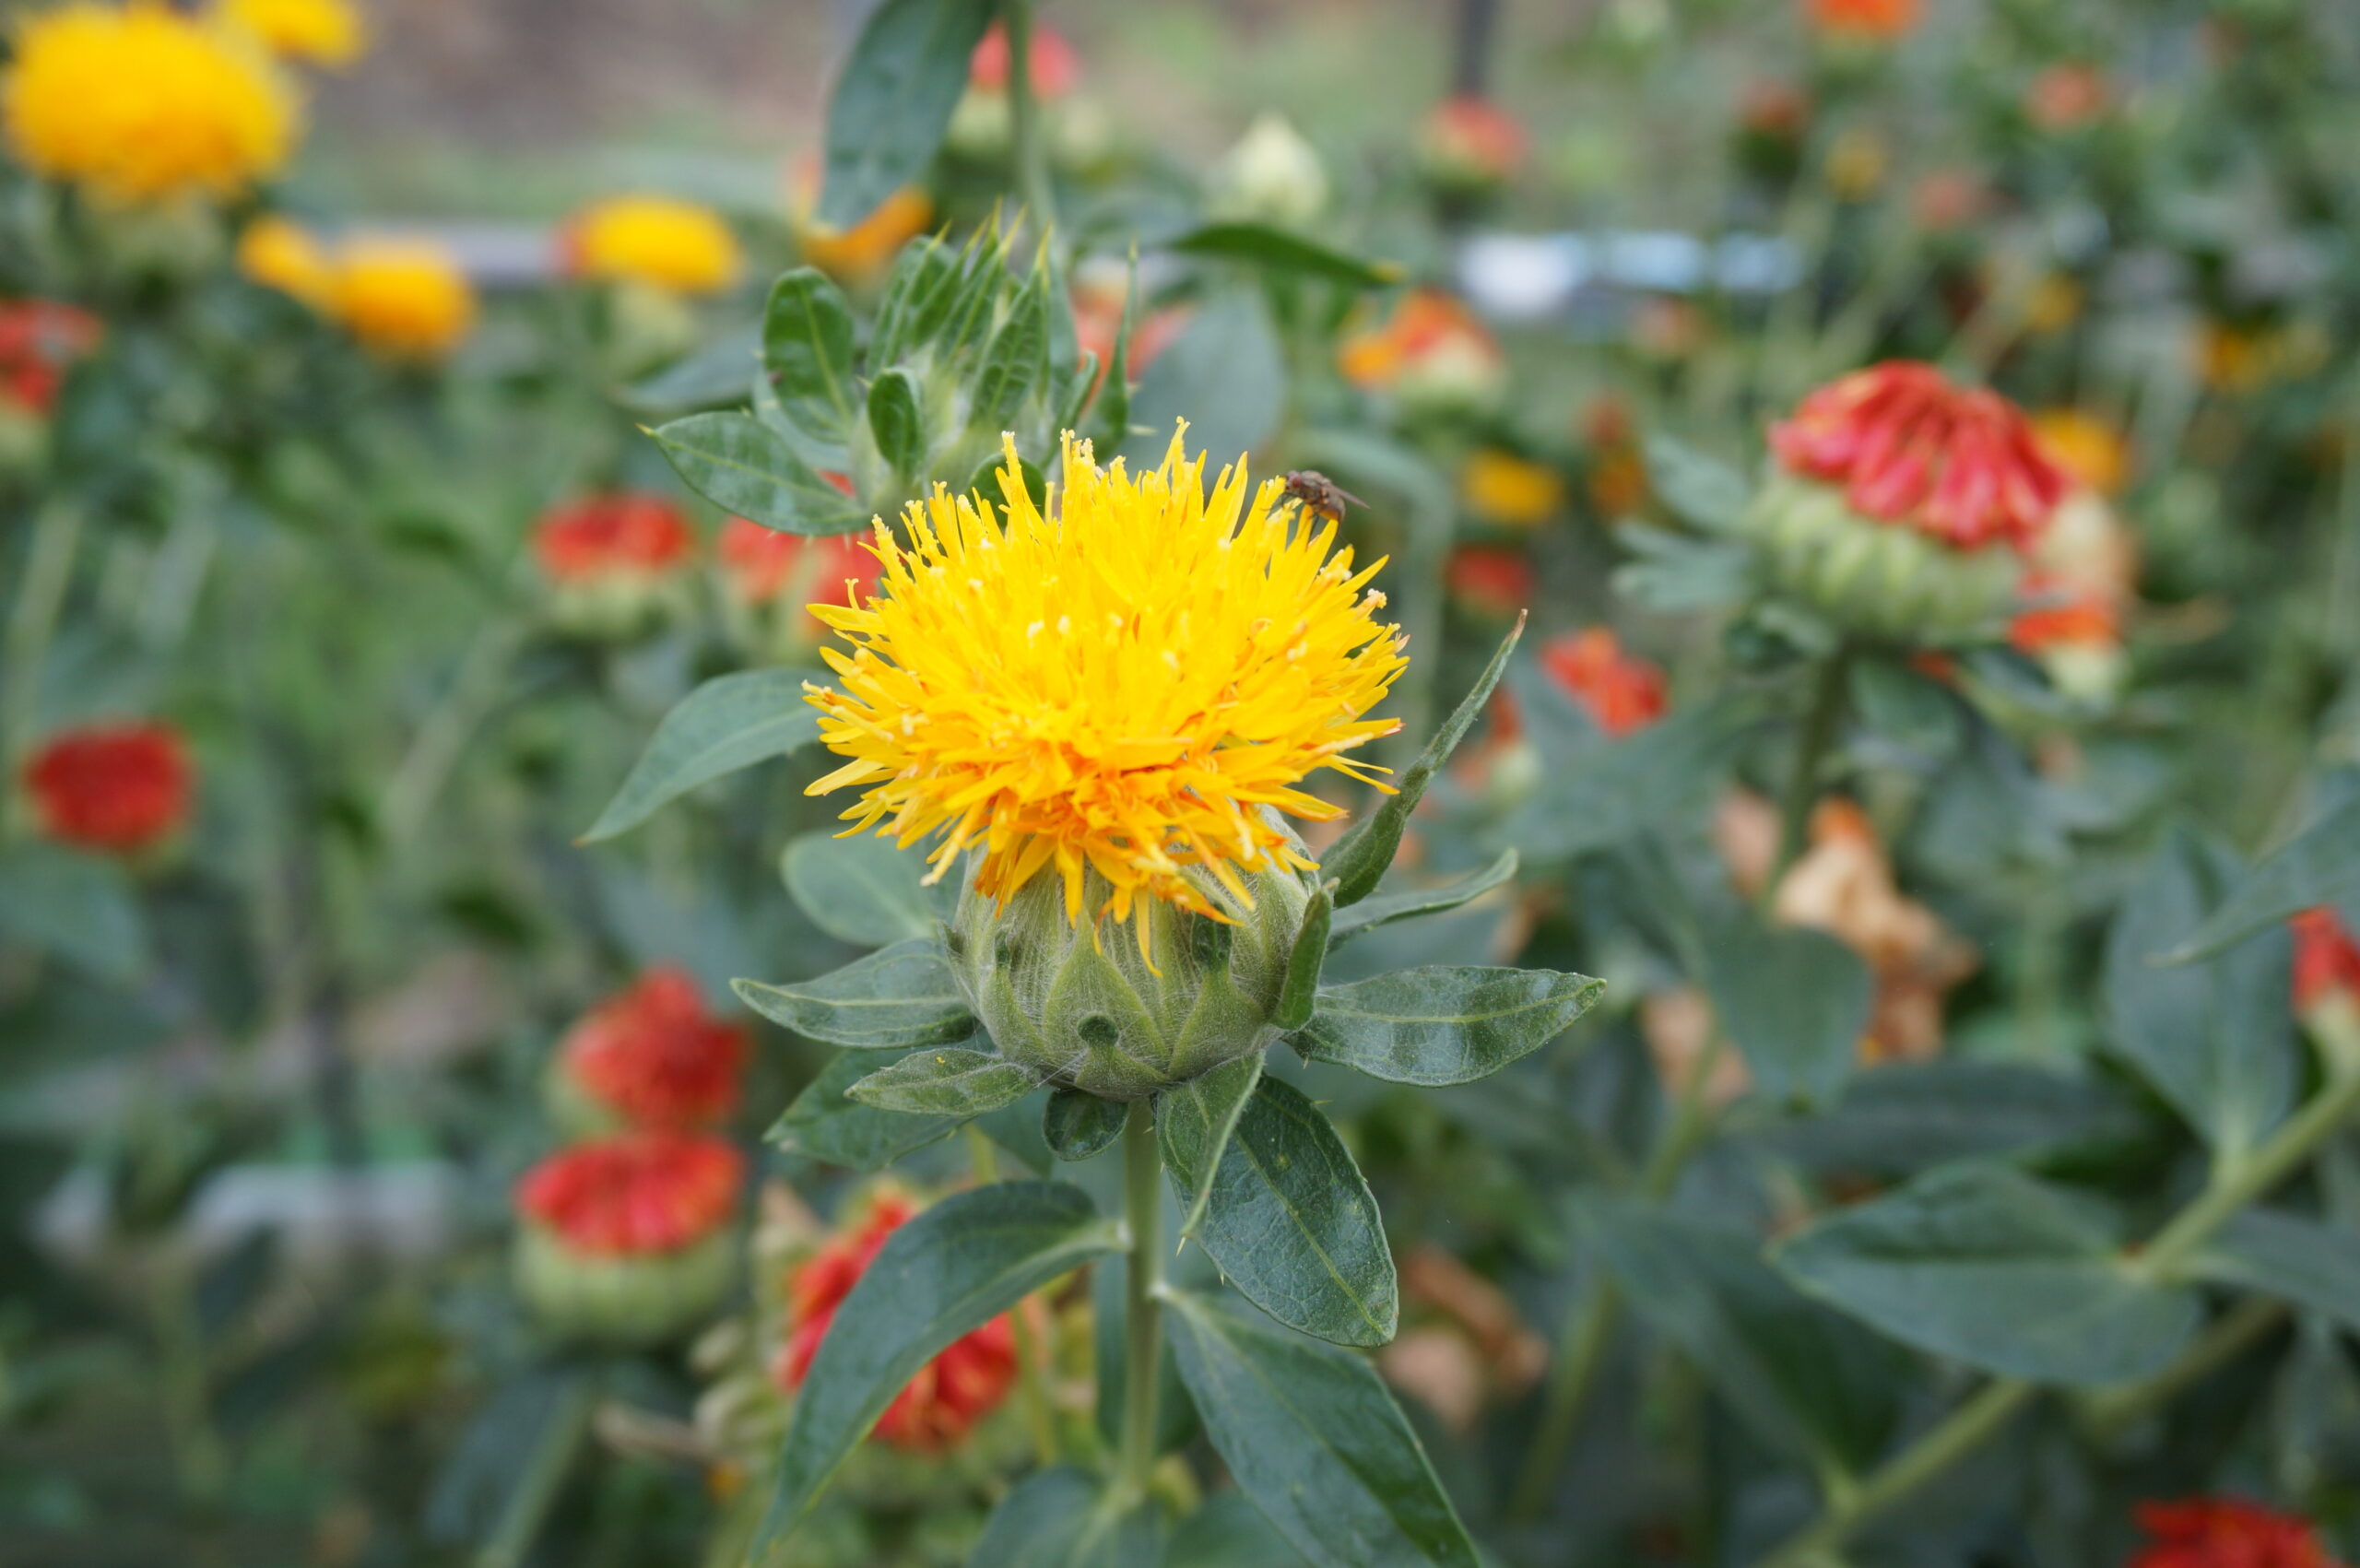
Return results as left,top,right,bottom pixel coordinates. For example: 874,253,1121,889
237,215,334,307
3,3,298,205
216,0,365,69
1460,450,1564,528
2022,273,2083,336
790,160,933,285
806,429,1406,933
2033,410,2130,497
1823,128,1887,200
326,239,475,360
560,195,742,297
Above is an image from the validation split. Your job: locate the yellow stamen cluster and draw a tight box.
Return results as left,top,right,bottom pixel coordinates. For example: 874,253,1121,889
807,427,1407,935
3,3,298,206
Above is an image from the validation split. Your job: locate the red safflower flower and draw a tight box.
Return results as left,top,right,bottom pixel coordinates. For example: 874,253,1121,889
1740,79,1811,139
557,969,749,1128
1445,545,1534,619
1338,289,1504,394
0,300,100,416
773,1191,1019,1450
533,493,696,584
1540,629,1668,737
717,516,874,611
2027,63,2108,132
23,723,193,854
515,1133,744,1256
2293,910,2360,1018
1770,361,2069,553
1421,95,1528,183
2129,1498,2344,1568
1803,0,1920,41
969,19,1079,97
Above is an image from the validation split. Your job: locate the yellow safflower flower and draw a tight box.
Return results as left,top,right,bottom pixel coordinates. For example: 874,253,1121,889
3,2,298,205
806,427,1408,934
790,161,933,285
326,238,475,360
215,0,365,69
1460,449,1565,528
236,215,334,307
560,195,742,297
2032,410,2130,497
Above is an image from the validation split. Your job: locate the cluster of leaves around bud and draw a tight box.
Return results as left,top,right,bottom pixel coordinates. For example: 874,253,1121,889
643,218,1135,543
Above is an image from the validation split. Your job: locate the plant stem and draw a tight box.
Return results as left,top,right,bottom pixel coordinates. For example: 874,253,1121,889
1119,1101,1163,1502
1512,1035,1731,1521
1752,1057,2360,1567
478,1372,597,1568
3,501,81,772
1003,0,1056,233
2077,1296,2287,1441
1767,645,1852,911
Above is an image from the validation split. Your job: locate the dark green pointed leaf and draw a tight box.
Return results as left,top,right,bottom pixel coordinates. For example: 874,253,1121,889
767,1049,967,1170
1326,617,1524,908
761,267,856,464
620,321,760,413
755,1181,1122,1549
974,1465,1164,1568
967,451,1048,513
0,843,149,983
1164,1291,1478,1568
873,235,962,367
866,367,926,482
2160,792,2360,963
1849,656,1965,757
1274,880,1334,1032
780,830,940,947
1328,850,1519,950
1742,1061,2146,1177
1775,1164,2201,1385
1166,222,1398,289
1163,1494,1313,1568
1085,250,1139,448
976,1088,1056,1173
1642,433,1748,534
734,937,974,1049
1196,1077,1396,1347
815,0,995,228
580,667,825,842
1497,687,1762,863
1045,1089,1128,1162
1117,290,1283,468
1294,965,1602,1087
649,411,867,536
1704,915,1872,1108
1158,1053,1264,1237
1583,1202,1904,1468
2104,827,2296,1159
2188,1208,2360,1334
972,265,1051,430
847,1046,1040,1115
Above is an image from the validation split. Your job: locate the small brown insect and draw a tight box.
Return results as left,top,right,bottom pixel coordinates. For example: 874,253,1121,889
1281,469,1366,523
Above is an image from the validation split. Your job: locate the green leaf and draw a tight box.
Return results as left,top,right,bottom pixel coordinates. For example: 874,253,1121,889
1163,1495,1314,1568
619,322,760,413
965,450,1048,513
1274,880,1334,1032
971,263,1051,430
1118,291,1284,469
1327,850,1519,950
815,0,996,229
767,1050,968,1170
866,367,927,483
1158,1053,1264,1237
1044,1089,1128,1162
2159,791,2360,963
761,268,857,465
2187,1208,2360,1335
1775,1164,2201,1385
1742,1061,2145,1177
1085,249,1139,448
1642,433,1749,534
1196,1076,1397,1347
873,235,962,368
1704,915,1872,1108
847,1046,1040,1115
1849,656,1965,757
1326,617,1525,908
734,937,975,1049
1583,1202,1903,1468
973,1466,1164,1568
2103,827,2296,1159
1294,966,1602,1087
1166,222,1398,289
780,831,940,947
1498,688,1761,863
0,843,148,983
1164,1291,1478,1568
755,1182,1122,1550
648,411,867,536
580,667,826,843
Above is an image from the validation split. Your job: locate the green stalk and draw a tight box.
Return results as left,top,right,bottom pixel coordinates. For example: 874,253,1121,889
2077,1296,2287,1442
1119,1100,1163,1502
3,501,81,772
1003,0,1056,232
478,1373,597,1568
1752,1057,2360,1567
1767,645,1853,911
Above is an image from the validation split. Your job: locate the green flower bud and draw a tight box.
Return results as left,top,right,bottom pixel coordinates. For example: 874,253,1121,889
513,1223,736,1348
945,843,1316,1102
1745,472,2019,643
